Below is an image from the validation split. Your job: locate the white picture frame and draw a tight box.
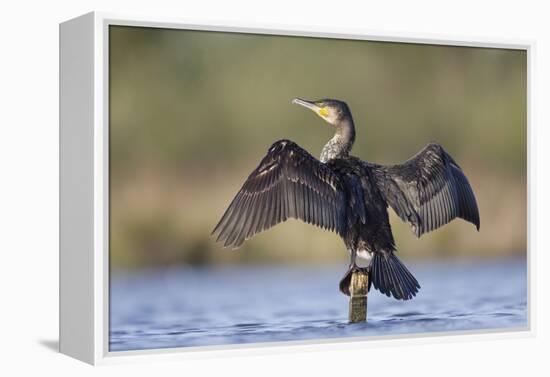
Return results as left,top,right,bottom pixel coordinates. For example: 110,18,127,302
59,11,534,365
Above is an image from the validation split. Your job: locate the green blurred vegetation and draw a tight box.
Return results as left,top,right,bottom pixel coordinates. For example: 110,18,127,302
109,26,527,270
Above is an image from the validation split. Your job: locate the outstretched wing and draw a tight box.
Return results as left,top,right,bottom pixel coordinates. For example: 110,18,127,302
212,140,347,248
373,143,480,237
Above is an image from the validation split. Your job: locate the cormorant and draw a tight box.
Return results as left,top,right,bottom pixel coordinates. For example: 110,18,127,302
212,98,480,300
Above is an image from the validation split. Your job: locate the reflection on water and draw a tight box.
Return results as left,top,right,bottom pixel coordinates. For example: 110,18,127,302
109,259,527,352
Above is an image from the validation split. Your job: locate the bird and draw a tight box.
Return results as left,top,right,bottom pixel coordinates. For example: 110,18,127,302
211,98,480,300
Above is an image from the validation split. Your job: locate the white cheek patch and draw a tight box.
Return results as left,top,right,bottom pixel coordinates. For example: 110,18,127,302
324,113,338,124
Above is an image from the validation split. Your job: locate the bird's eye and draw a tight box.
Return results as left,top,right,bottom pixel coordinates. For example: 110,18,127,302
318,107,329,117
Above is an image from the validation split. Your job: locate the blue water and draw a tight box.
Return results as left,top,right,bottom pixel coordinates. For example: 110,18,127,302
109,259,527,352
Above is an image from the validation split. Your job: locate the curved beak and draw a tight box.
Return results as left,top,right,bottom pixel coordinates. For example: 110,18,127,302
292,98,320,112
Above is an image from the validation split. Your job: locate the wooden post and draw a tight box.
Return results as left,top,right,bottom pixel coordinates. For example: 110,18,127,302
348,270,368,323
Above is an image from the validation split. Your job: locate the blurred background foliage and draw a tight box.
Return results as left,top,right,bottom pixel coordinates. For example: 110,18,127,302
109,26,526,270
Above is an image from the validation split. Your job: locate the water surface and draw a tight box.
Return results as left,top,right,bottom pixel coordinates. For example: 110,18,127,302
110,259,527,351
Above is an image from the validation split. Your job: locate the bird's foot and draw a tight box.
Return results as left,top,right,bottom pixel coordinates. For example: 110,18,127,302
339,264,369,296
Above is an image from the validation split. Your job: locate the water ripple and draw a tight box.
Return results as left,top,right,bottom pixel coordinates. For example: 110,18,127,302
110,259,527,351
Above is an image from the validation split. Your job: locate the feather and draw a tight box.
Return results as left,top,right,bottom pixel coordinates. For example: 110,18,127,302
212,140,347,248
373,143,480,237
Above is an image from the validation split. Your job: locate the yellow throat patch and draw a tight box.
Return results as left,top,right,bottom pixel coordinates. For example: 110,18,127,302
318,107,329,117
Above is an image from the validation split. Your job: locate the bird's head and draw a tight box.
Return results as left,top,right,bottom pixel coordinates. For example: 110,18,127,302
292,98,352,126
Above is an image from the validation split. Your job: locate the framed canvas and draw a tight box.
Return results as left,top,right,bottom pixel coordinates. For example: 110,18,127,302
59,11,533,365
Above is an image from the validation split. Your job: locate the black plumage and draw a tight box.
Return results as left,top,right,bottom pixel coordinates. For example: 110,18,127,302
212,140,347,247
212,98,480,300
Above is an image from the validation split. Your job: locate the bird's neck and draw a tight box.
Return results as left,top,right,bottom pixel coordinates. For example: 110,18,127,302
320,118,355,163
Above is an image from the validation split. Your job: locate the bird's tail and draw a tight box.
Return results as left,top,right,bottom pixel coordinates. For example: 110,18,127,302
371,252,420,300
